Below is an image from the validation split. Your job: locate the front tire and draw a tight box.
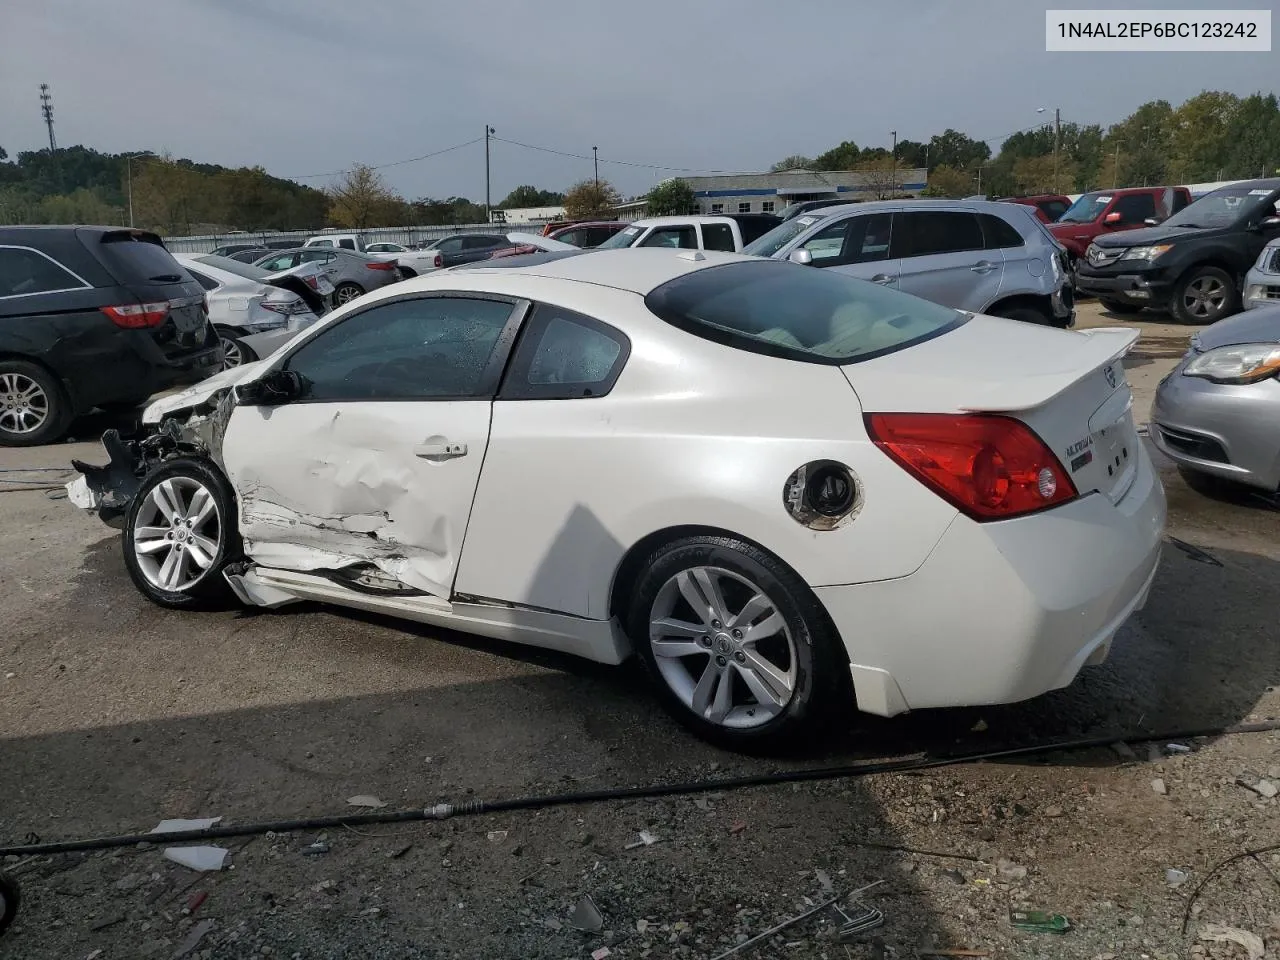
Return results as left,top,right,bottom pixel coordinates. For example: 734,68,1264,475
1171,266,1237,325
122,458,240,609
0,360,70,447
627,535,849,751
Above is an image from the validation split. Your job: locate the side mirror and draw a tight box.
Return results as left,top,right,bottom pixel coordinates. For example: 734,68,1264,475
1103,212,1123,225
1259,216,1280,231
789,248,814,266
236,369,303,407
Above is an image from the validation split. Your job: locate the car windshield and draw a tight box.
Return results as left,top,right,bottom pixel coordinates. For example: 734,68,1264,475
193,255,273,280
742,216,822,257
596,225,643,249
644,260,965,365
1057,192,1112,223
1163,186,1280,229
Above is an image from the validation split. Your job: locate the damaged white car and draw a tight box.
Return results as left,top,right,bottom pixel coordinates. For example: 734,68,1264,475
68,250,1165,749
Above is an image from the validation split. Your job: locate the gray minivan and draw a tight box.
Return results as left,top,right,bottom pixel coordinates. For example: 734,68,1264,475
743,199,1074,326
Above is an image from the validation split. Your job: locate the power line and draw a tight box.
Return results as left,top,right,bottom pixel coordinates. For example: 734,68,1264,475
491,135,753,175
284,137,485,180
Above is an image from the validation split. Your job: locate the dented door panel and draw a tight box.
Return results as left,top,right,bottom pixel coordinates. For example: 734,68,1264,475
220,400,492,597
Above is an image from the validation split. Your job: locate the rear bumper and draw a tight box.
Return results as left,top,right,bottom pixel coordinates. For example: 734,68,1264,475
815,446,1166,717
1075,268,1174,305
1151,370,1280,491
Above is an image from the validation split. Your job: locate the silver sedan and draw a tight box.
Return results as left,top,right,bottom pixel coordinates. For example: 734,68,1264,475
1151,304,1280,493
254,247,401,307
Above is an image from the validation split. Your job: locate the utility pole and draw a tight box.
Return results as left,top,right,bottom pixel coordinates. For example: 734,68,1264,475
484,125,495,222
1113,141,1121,188
39,84,56,152
1053,107,1061,193
889,131,897,199
124,153,149,228
593,146,599,188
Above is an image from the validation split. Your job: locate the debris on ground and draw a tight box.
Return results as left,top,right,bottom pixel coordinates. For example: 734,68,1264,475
150,817,221,834
814,867,834,893
388,844,412,859
1164,868,1188,887
171,919,214,958
162,846,228,872
591,948,612,960
345,795,387,809
183,891,208,916
709,891,844,959
1010,910,1071,934
919,952,991,958
833,900,884,938
729,821,747,835
1164,743,1192,755
1151,778,1167,795
1249,778,1278,799
302,842,330,856
1109,741,1137,760
996,859,1027,880
623,830,660,850
568,894,604,933
486,830,508,843
1198,923,1265,959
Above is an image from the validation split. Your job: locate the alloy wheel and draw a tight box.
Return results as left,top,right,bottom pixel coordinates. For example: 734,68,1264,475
1183,276,1227,319
648,566,798,729
335,285,361,305
132,477,222,592
220,335,244,369
0,373,49,435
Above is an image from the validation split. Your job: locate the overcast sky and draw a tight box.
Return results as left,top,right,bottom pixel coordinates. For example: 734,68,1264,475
1,0,1275,201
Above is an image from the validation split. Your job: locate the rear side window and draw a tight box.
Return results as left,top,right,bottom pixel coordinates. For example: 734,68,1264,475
311,239,334,248
1038,200,1069,220
702,223,736,252
737,217,779,245
555,228,587,247
501,305,630,400
0,246,89,298
187,269,220,292
891,211,984,258
645,260,964,366
338,238,356,250
96,233,186,283
978,214,1025,250
1172,191,1191,213
639,226,697,249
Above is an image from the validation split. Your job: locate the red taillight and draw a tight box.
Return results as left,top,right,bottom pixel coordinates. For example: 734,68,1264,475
366,260,396,271
866,413,1077,520
304,275,319,290
433,253,443,268
101,302,169,329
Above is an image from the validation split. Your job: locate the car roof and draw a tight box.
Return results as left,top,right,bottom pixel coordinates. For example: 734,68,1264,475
447,247,752,294
627,215,742,227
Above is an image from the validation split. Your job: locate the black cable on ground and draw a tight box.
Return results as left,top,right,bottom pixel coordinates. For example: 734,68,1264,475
2,719,1277,859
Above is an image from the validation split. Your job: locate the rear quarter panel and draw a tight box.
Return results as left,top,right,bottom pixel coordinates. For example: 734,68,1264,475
450,277,959,619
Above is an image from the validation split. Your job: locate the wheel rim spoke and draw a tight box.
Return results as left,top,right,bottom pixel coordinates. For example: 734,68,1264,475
708,666,734,723
186,535,218,567
133,476,221,592
744,610,785,643
186,488,212,525
158,547,186,588
728,592,771,630
739,649,794,706
690,663,721,718
152,480,183,523
652,637,705,659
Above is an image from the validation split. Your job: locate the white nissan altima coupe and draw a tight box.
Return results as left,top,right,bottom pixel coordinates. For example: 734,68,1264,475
68,249,1165,749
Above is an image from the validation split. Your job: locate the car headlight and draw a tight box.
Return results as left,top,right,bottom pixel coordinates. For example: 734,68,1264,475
1120,244,1174,262
1257,245,1279,269
1184,343,1280,384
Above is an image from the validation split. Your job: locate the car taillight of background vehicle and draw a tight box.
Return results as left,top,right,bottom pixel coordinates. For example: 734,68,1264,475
261,299,311,316
366,261,396,271
433,253,443,268
101,302,170,329
303,276,320,291
866,413,1077,520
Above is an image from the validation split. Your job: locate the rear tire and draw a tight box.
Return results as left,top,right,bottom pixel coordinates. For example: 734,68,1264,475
1099,299,1143,315
217,330,257,370
333,282,364,307
1171,266,1238,325
990,304,1053,325
0,360,71,447
122,458,241,610
626,535,850,753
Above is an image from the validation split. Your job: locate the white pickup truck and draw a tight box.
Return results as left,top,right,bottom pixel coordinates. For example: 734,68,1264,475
595,214,780,253
304,234,442,277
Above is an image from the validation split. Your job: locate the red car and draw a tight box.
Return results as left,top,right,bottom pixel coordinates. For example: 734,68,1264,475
541,221,628,247
999,194,1072,224
1048,186,1193,263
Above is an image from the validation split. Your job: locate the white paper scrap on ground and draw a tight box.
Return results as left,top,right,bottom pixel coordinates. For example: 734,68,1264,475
151,817,222,834
163,846,229,872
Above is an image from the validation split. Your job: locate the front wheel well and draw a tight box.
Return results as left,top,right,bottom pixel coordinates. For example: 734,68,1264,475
1171,259,1238,288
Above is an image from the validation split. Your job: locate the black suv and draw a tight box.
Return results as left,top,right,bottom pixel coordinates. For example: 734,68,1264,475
1075,178,1280,324
0,226,220,446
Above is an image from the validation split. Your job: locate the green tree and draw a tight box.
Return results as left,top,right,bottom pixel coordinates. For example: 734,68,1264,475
1106,99,1176,187
770,155,812,172
645,178,696,215
499,185,565,208
921,165,971,198
563,179,621,219
1222,93,1280,179
1169,91,1240,182
327,164,399,229
928,129,990,171
812,140,861,170
894,139,928,170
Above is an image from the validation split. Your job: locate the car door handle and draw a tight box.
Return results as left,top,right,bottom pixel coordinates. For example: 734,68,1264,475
970,261,998,274
415,440,468,461
870,274,896,285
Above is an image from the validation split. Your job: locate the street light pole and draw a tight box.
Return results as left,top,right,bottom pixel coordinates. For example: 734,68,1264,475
890,130,897,198
593,146,599,188
484,125,495,222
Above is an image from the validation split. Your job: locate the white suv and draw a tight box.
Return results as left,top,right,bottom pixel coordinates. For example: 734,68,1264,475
597,215,779,253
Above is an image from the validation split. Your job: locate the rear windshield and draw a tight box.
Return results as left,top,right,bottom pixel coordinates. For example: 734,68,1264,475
94,232,186,283
644,260,965,365
193,255,272,281
597,225,643,249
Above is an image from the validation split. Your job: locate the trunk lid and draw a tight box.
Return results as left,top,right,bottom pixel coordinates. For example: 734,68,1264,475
844,316,1141,503
86,229,213,360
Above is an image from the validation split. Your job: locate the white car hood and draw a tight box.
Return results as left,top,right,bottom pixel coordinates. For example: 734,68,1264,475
142,359,268,424
843,315,1138,413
